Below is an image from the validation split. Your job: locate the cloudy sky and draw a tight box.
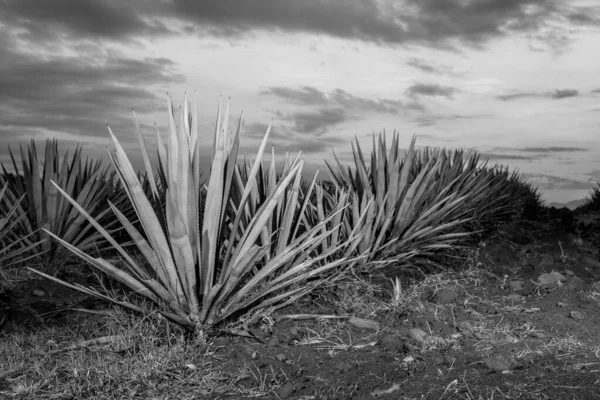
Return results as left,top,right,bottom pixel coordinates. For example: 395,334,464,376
1,0,599,204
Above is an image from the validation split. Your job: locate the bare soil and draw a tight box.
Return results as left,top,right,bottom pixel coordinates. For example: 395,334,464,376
2,207,600,399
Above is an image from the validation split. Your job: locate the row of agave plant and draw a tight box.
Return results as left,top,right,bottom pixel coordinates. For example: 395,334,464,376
0,94,542,334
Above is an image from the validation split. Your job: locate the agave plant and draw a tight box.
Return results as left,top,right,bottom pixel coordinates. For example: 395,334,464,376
410,147,500,223
31,95,360,332
0,139,135,266
580,182,600,213
324,132,510,270
324,131,541,271
411,148,543,228
0,182,44,266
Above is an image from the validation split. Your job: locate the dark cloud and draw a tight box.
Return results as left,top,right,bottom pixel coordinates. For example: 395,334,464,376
480,152,536,161
411,133,455,143
400,0,598,52
497,88,580,101
403,0,545,44
330,89,403,114
405,58,463,76
1,0,597,53
490,146,588,156
550,89,579,99
240,120,346,155
0,0,170,42
406,58,442,74
0,29,184,149
566,7,600,26
586,171,600,180
261,86,412,136
327,149,357,163
169,0,406,43
243,121,294,140
260,86,329,106
406,83,458,99
262,86,404,114
291,136,347,154
412,113,471,127
165,0,599,52
520,146,587,153
242,113,350,155
286,108,349,135
523,173,594,191
496,92,539,101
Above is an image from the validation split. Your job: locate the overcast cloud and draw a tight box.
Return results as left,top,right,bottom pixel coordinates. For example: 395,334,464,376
1,0,599,203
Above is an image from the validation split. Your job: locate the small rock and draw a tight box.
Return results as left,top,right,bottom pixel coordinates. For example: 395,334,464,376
421,290,435,302
289,326,300,340
506,294,523,304
570,311,585,320
31,289,46,297
232,344,257,361
592,281,600,292
566,276,587,291
563,269,575,277
537,272,566,288
520,244,534,253
482,354,514,372
509,280,524,291
348,317,380,331
275,353,287,362
93,302,110,311
266,336,280,347
379,334,407,353
371,383,402,398
278,382,295,399
509,232,531,245
334,361,353,373
408,328,429,344
582,256,600,269
529,331,546,339
442,355,457,367
530,255,554,272
456,321,474,332
548,271,566,282
433,288,456,305
576,292,596,306
0,319,15,334
466,310,485,321
557,302,568,307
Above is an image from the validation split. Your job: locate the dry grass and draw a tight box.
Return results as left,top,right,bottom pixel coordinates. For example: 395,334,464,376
2,250,600,399
1,306,244,399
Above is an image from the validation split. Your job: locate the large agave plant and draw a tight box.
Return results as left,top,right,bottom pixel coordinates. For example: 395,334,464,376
31,95,359,332
0,140,134,266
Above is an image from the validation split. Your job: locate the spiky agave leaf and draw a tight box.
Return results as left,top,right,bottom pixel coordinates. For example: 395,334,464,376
30,95,360,333
0,182,45,266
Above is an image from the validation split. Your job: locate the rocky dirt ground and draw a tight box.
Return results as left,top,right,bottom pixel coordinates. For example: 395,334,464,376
2,206,600,399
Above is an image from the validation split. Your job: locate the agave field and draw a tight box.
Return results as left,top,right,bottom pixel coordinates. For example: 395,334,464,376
2,95,600,399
